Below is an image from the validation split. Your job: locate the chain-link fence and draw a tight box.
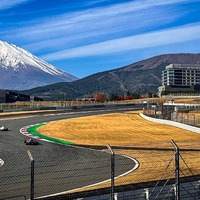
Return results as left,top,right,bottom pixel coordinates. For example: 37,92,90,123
1,141,200,200
143,105,200,127
171,112,200,127
0,100,144,112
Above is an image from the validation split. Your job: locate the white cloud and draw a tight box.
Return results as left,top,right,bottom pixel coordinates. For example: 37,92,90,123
6,0,187,52
1,0,198,58
41,23,200,60
0,0,30,9
2,0,194,39
87,0,200,17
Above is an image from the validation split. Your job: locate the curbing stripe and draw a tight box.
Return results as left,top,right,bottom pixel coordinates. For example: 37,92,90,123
20,123,74,144
20,124,48,142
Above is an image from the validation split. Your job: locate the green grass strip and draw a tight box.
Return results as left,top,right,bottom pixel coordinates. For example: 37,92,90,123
27,123,75,145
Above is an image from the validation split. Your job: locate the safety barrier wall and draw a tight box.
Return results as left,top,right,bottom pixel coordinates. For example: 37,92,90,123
140,113,200,134
0,103,143,114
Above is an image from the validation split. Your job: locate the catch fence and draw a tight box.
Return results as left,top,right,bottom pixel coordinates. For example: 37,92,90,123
0,100,145,112
144,105,200,127
1,141,200,200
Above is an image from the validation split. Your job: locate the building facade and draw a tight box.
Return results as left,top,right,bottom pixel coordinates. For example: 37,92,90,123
158,64,200,97
0,90,43,103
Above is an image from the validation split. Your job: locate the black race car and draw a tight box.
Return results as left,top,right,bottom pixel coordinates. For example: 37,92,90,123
24,138,39,145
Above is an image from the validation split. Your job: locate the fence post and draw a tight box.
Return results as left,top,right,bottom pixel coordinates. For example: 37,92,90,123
107,145,115,200
198,181,200,199
191,114,196,126
144,188,149,200
170,140,180,200
27,150,35,200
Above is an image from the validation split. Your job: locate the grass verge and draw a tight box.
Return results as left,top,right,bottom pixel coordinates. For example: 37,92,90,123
27,123,75,145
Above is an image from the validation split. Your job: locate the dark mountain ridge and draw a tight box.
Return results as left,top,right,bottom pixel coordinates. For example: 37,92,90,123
21,53,200,100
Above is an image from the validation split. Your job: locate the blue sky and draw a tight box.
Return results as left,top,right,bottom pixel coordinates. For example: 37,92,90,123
1,0,200,78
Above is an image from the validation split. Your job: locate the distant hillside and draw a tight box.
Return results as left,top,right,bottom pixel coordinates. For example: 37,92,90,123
21,53,200,100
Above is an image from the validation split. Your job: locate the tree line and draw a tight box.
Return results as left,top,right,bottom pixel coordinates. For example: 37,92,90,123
83,91,158,102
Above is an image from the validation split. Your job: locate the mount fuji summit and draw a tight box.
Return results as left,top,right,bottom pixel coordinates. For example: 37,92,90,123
0,41,78,90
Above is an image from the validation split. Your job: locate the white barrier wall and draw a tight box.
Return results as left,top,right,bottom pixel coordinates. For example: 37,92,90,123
139,113,200,134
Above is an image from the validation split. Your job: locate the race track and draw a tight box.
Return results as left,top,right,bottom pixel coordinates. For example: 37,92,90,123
0,106,140,199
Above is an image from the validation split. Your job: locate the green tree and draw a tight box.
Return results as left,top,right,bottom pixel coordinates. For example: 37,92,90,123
110,93,118,101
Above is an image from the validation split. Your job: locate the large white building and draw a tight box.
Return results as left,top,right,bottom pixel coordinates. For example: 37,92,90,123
158,64,200,97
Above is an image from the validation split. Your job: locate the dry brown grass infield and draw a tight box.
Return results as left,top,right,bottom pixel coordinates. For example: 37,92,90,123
38,110,200,191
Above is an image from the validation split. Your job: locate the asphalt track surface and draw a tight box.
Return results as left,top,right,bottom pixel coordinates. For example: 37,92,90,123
0,106,140,199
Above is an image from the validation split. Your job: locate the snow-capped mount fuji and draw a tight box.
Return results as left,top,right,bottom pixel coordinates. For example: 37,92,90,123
0,40,78,90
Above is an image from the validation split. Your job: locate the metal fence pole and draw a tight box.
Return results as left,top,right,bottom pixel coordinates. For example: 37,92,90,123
171,140,180,200
191,114,196,126
144,188,149,200
186,113,188,125
27,150,34,200
107,145,115,200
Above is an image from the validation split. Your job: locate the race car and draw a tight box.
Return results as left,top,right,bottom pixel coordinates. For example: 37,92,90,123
0,126,9,131
24,138,39,145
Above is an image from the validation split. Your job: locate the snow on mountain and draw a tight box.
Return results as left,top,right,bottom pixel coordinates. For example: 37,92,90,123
0,40,78,90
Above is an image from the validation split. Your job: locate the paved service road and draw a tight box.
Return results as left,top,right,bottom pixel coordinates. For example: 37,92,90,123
0,106,140,199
